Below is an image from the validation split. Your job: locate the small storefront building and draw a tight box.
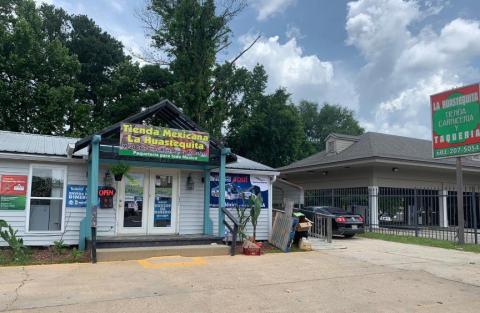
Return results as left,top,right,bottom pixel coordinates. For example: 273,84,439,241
0,100,278,249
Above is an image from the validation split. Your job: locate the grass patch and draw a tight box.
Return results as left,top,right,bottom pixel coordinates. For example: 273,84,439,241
359,232,480,253
0,247,89,266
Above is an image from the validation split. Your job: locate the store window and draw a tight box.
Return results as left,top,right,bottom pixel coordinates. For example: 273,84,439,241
28,165,66,231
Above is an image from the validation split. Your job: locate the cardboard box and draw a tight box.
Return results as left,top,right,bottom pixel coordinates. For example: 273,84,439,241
296,221,312,232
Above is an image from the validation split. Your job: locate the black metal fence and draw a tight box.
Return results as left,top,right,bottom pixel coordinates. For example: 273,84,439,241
304,186,480,244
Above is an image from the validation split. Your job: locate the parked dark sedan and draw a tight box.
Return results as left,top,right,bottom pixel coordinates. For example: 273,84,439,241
299,206,365,238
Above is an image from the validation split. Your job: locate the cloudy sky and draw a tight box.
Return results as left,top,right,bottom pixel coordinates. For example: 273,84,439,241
36,0,480,139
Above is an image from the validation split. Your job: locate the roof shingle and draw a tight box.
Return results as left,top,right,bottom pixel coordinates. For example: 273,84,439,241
279,132,480,171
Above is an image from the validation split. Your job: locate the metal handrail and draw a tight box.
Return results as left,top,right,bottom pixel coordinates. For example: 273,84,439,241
222,207,239,256
308,212,333,243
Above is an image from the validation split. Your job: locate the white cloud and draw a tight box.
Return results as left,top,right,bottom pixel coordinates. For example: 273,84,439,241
345,0,480,139
285,24,304,39
237,34,358,110
251,0,296,21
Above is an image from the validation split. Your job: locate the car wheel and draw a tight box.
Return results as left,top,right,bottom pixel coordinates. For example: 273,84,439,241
344,234,355,238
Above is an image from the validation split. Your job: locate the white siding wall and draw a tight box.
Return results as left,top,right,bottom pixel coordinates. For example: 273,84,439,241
0,160,88,246
96,166,116,236
1,159,274,245
178,170,205,235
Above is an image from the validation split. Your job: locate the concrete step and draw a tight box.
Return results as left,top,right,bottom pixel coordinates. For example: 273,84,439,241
96,244,230,262
91,235,224,249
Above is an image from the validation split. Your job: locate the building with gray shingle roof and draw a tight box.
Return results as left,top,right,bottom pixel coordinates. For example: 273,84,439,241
279,132,480,173
273,132,480,230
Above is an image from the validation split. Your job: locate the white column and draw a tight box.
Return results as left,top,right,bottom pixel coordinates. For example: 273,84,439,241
439,189,449,228
368,186,379,228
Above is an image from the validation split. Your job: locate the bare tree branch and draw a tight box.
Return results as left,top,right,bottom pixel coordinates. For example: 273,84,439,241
209,34,261,97
229,34,260,65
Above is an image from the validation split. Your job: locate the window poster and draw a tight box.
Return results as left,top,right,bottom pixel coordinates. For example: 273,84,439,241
210,173,269,208
66,185,87,208
0,175,28,210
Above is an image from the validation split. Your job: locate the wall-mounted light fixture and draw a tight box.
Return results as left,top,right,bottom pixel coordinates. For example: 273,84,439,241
392,167,399,172
186,173,194,190
322,171,328,176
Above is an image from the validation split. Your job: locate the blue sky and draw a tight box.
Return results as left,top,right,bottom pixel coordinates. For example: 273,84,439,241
36,0,480,139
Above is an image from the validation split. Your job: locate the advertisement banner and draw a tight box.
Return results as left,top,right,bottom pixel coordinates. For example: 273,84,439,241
119,123,209,162
0,175,27,195
0,175,28,210
66,185,87,208
431,84,480,158
210,173,269,208
154,197,172,222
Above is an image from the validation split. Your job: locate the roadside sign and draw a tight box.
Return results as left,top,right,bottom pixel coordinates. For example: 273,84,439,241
430,84,480,245
431,84,480,158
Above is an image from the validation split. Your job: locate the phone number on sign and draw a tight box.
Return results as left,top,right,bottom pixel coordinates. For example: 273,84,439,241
435,143,480,157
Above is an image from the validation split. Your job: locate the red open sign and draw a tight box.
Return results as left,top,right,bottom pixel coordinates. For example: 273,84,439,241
98,187,116,198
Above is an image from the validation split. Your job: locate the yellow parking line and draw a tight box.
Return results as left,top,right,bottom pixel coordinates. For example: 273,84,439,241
137,255,207,269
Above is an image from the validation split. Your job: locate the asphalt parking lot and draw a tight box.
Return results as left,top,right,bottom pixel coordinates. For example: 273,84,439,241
2,238,480,313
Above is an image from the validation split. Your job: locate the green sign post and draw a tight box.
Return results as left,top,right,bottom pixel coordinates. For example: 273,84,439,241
431,84,480,244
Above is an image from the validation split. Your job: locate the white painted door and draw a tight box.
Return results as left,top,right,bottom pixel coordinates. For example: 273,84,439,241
117,171,148,234
117,169,178,235
146,170,178,234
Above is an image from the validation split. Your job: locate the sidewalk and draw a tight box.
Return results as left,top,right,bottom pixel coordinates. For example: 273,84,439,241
1,238,480,312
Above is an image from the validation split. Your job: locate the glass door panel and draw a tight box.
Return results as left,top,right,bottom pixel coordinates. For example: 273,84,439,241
123,173,145,228
148,172,176,234
153,175,172,228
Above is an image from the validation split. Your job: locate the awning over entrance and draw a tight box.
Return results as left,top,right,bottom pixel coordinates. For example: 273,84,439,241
73,99,236,166
76,100,234,250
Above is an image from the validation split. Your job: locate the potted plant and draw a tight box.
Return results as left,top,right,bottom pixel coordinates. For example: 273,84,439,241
109,162,130,181
249,194,262,241
242,194,263,256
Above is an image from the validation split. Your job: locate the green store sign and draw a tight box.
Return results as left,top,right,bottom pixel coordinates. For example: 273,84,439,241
431,84,480,158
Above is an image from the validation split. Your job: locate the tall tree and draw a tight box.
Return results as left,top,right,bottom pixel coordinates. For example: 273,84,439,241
146,0,245,134
298,101,364,151
0,0,79,134
227,86,314,168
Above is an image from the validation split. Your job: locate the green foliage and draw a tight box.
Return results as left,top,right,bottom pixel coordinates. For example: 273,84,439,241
0,219,30,264
0,0,170,137
53,239,67,255
0,0,80,135
359,232,480,254
227,85,315,167
298,101,364,151
109,162,132,181
235,196,251,241
147,0,245,134
249,194,262,240
70,247,83,261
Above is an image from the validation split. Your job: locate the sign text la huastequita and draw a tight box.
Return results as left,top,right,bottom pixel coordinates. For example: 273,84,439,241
119,123,210,162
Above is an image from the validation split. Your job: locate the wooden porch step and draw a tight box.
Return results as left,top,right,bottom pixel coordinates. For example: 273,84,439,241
96,244,230,262
90,234,224,249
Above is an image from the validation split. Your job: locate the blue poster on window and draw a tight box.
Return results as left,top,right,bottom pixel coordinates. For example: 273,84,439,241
154,197,172,221
66,185,87,208
210,174,269,208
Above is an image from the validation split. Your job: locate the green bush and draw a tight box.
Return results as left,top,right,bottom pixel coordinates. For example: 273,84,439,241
71,247,83,261
0,219,30,264
53,239,67,255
